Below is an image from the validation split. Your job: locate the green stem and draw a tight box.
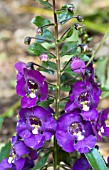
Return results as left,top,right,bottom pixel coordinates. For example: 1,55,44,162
86,27,109,66
52,0,60,169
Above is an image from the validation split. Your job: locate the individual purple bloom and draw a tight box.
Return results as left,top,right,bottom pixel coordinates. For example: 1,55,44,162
56,110,96,153
70,57,85,74
15,61,48,108
17,106,57,149
65,80,101,113
92,108,109,140
40,53,48,61
72,156,93,170
0,158,12,170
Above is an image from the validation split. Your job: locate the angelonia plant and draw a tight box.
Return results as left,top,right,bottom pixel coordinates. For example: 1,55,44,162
0,0,109,170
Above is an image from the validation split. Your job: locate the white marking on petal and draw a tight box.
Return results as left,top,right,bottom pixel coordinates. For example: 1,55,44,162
82,105,90,111
100,126,104,133
8,157,14,164
29,92,36,98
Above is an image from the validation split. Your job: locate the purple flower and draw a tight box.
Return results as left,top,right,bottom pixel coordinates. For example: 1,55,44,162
0,136,38,170
56,110,96,153
17,106,57,149
40,53,48,61
65,80,101,114
92,108,109,140
15,61,48,108
70,57,85,74
72,156,93,170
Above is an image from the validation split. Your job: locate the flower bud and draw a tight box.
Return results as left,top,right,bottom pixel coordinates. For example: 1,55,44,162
74,23,82,30
40,53,48,61
26,62,34,69
76,15,84,22
24,37,31,45
70,57,85,74
79,44,90,53
37,27,43,35
68,7,75,13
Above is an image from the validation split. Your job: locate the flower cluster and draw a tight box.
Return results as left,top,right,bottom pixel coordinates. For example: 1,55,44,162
56,58,109,155
0,61,57,170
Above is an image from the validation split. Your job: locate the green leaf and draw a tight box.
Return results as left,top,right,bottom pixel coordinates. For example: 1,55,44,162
42,61,56,70
32,16,51,27
59,27,73,42
37,98,54,108
28,43,49,56
58,148,71,165
0,118,4,130
79,54,90,61
61,72,73,84
32,153,49,170
0,141,11,162
36,29,55,44
85,148,107,170
61,84,70,92
60,41,78,56
38,0,52,9
57,4,75,24
95,57,109,89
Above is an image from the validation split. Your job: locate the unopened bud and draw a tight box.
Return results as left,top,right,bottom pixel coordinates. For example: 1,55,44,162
37,27,43,35
40,53,48,61
76,15,84,22
80,44,90,53
24,37,31,45
68,6,75,13
26,62,34,69
74,23,82,30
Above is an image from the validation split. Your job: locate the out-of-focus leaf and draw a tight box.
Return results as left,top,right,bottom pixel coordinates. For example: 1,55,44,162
0,118,4,130
32,152,49,170
60,41,78,56
38,0,52,9
57,4,75,24
0,141,11,162
28,43,49,56
36,29,55,44
96,57,109,89
32,16,51,27
85,148,107,170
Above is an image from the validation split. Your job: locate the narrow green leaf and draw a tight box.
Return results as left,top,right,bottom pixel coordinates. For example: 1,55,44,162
59,27,73,42
57,4,75,24
86,27,109,66
0,118,4,130
85,148,107,170
39,0,52,9
0,141,11,162
32,16,51,27
61,72,73,83
37,98,54,108
36,29,55,44
60,41,78,56
32,153,49,170
28,43,49,56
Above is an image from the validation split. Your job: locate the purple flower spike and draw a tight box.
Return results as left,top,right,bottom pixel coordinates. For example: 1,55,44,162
17,106,57,149
72,156,93,170
15,61,48,108
65,80,101,113
70,57,85,74
56,110,96,153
